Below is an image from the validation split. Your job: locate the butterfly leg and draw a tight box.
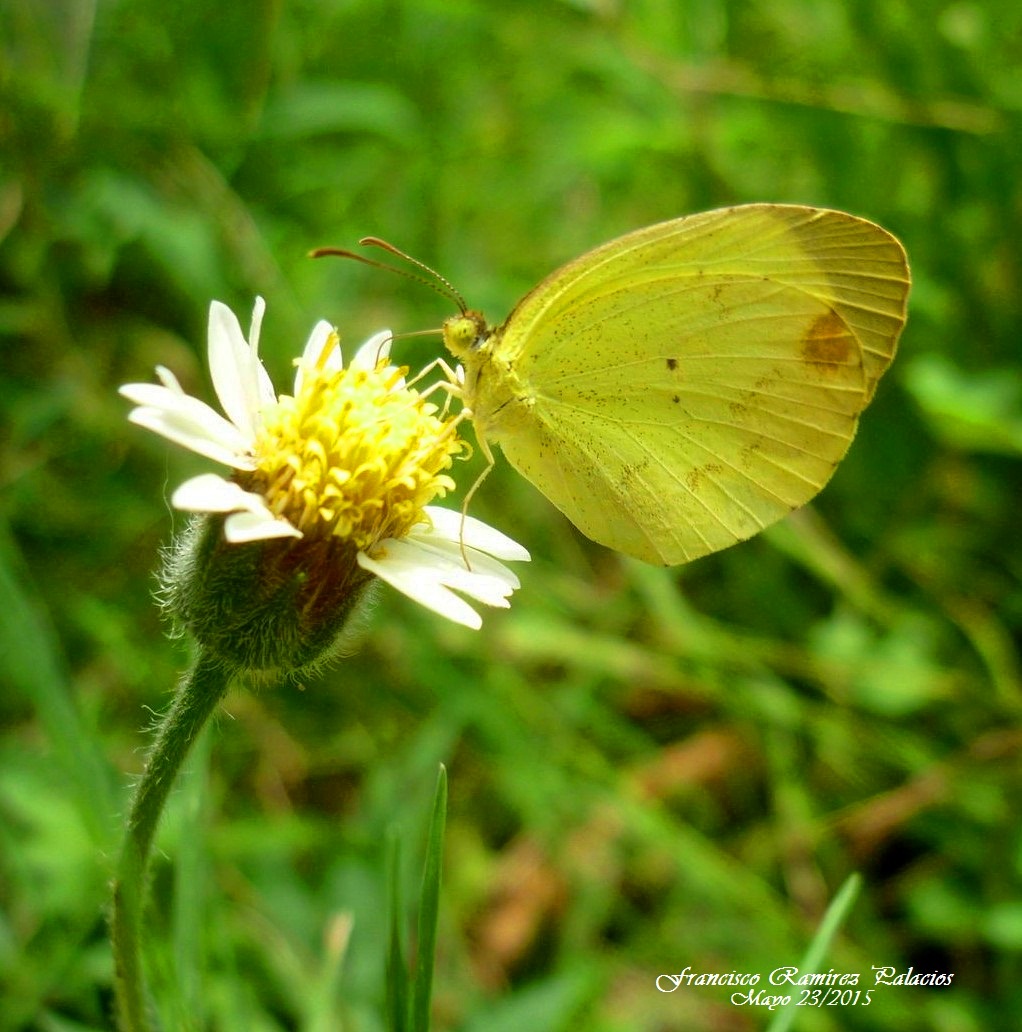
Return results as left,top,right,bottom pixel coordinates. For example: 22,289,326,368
403,356,463,391
457,428,497,570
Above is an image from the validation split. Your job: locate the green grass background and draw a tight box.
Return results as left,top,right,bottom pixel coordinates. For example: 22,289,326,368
2,0,1021,1028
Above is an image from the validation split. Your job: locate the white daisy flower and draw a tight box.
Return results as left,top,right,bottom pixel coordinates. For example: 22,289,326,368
120,298,529,631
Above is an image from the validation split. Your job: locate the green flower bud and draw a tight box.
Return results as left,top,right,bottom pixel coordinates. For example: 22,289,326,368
160,514,375,678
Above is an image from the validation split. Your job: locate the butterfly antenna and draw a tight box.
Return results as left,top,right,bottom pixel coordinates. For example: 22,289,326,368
310,246,453,304
359,236,468,314
311,241,467,313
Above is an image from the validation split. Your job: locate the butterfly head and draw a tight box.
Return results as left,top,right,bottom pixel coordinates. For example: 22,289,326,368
442,310,490,361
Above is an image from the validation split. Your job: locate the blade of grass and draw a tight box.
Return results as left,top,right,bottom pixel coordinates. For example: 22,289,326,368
765,873,863,1032
386,829,409,1032
410,764,448,1032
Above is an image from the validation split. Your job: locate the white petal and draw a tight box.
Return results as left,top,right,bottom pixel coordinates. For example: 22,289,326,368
248,296,266,353
302,320,339,369
246,297,276,405
351,330,393,372
171,473,267,513
154,365,186,393
393,533,521,591
170,474,302,542
357,549,483,629
122,383,257,469
119,381,182,407
225,510,303,542
357,528,525,629
207,300,275,440
430,563,517,606
418,507,531,562
294,320,339,395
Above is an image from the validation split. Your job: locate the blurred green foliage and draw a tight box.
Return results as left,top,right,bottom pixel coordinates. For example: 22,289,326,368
2,0,1021,1029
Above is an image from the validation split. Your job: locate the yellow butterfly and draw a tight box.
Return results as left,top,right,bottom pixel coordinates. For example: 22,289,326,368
439,204,910,566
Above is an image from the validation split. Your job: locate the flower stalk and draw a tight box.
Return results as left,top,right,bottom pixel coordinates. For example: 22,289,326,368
111,650,233,1031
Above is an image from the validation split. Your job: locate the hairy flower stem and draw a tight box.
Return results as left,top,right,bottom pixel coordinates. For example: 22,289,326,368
111,650,233,1031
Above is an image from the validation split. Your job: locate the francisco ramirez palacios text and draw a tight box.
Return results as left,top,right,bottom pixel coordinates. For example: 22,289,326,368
655,965,954,1012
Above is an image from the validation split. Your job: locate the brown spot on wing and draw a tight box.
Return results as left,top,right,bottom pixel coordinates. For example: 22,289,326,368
801,309,855,371
666,357,678,371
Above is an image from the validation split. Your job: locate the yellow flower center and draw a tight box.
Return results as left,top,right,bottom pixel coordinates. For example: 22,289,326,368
247,333,465,551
